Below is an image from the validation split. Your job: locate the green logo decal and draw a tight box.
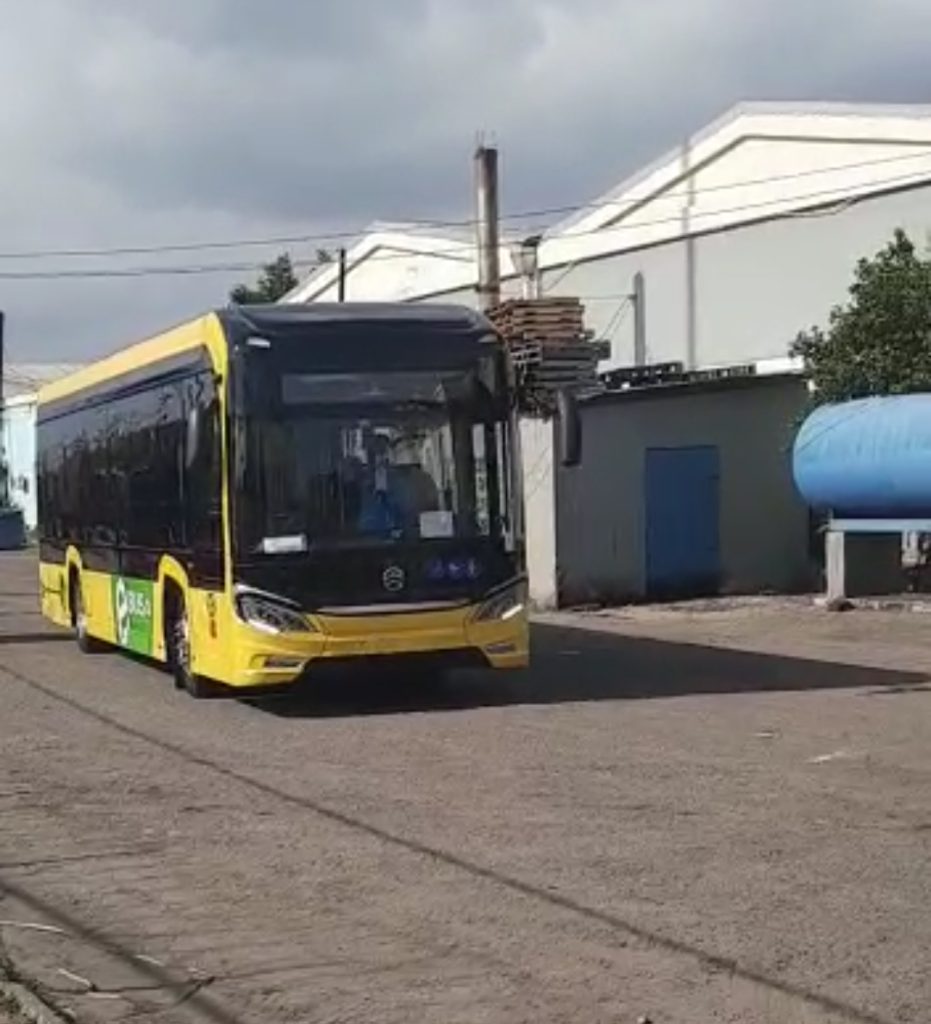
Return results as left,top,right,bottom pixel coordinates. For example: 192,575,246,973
112,577,154,655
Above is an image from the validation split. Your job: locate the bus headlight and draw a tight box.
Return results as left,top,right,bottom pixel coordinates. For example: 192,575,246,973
235,590,316,635
472,581,527,623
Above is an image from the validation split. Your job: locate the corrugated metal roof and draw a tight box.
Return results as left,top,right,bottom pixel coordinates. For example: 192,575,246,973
4,363,84,399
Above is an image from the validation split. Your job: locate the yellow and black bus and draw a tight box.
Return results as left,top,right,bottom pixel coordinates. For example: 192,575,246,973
37,304,528,697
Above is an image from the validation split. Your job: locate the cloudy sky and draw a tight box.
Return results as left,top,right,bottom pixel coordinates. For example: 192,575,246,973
2,0,931,362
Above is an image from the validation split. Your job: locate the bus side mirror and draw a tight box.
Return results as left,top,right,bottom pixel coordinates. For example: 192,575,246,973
557,390,582,467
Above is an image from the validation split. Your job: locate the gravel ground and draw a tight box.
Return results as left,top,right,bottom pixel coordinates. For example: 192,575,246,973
0,1000,22,1024
1,550,929,1023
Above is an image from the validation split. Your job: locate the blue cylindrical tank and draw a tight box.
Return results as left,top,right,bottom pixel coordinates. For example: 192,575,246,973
793,394,931,516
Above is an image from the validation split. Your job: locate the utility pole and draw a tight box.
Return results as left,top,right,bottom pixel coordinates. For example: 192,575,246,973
681,136,698,370
474,143,501,313
337,248,347,302
632,271,646,366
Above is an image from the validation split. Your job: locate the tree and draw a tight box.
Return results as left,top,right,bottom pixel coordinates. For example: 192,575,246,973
230,253,299,304
791,229,931,405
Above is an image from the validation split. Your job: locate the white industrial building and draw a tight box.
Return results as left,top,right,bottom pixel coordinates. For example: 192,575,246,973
286,102,931,608
288,102,931,372
2,364,81,530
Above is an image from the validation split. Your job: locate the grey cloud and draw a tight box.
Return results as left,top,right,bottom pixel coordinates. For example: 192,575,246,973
108,0,432,58
59,0,545,220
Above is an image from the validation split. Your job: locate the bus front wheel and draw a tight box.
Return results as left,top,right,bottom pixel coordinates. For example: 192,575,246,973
164,587,220,699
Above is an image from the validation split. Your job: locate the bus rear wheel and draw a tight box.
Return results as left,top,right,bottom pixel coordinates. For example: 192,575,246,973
165,588,219,699
70,570,106,654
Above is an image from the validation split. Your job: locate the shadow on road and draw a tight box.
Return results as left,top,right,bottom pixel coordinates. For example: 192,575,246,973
247,623,929,719
0,631,72,645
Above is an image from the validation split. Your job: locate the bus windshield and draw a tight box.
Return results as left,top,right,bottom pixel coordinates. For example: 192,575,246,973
234,368,515,557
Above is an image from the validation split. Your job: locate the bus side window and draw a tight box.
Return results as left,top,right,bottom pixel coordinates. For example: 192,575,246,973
185,373,222,578
110,382,184,552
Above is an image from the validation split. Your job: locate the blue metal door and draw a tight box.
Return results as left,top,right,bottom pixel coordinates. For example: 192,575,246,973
645,446,720,598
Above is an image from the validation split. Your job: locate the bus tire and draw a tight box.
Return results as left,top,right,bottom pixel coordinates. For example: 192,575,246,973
165,586,219,699
70,569,106,654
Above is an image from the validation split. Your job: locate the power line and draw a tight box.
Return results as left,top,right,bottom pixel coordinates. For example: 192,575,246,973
277,163,931,279
0,230,371,263
1,147,930,264
550,165,931,240
0,255,325,282
1,162,929,283
542,258,582,295
602,297,633,341
497,145,931,227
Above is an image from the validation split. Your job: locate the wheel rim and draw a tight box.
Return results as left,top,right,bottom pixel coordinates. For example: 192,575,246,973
173,607,191,676
75,585,87,638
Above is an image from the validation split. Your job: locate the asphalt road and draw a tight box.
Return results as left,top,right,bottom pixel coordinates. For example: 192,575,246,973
1,550,930,1024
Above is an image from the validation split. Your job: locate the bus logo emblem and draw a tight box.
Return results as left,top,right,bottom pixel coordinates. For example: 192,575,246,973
112,576,154,654
382,565,406,593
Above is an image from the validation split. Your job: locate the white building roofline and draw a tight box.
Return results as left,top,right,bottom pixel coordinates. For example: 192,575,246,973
283,225,484,304
2,392,37,409
551,101,931,238
284,224,527,306
4,363,85,399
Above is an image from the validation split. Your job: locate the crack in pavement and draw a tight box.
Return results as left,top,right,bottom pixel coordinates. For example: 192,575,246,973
0,879,242,1024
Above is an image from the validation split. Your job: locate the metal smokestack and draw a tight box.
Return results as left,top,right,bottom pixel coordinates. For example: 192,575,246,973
474,144,501,313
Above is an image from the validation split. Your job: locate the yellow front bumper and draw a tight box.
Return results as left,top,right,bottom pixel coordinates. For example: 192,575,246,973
213,603,528,689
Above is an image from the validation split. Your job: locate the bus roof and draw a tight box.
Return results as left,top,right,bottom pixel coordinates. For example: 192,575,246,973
38,303,498,407
226,302,494,335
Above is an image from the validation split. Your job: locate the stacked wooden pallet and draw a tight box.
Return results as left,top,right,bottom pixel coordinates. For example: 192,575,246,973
509,340,611,387
488,298,605,414
489,297,588,345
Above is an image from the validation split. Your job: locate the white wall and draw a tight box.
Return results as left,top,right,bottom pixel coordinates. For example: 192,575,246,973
692,182,931,367
2,395,37,529
531,180,931,373
519,416,557,609
538,240,687,368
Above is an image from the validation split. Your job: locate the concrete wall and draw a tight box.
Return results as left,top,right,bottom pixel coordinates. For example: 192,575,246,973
519,416,557,609
555,376,813,604
2,395,37,529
